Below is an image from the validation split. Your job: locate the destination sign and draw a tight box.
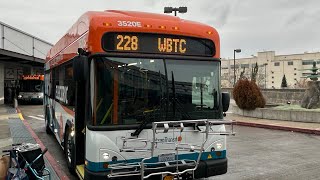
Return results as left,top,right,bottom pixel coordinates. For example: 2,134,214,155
102,33,215,56
21,75,44,80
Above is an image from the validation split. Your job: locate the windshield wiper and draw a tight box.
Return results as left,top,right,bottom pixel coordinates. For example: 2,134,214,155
131,111,153,137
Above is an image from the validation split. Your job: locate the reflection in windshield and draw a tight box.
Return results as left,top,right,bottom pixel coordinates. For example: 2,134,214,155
19,80,43,92
93,57,220,126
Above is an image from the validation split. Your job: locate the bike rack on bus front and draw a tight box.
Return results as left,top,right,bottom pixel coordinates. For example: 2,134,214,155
107,119,235,179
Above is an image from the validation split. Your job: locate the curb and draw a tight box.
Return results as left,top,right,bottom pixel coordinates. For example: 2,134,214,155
17,108,70,180
236,121,320,135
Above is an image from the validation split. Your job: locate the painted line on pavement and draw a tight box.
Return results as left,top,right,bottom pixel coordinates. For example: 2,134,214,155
18,113,24,121
28,115,45,121
17,108,70,180
236,121,320,135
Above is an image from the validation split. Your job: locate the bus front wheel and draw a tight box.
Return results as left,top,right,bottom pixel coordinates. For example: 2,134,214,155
65,126,76,173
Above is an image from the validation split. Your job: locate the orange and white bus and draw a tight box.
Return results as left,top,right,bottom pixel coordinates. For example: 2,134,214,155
17,75,44,104
45,10,234,180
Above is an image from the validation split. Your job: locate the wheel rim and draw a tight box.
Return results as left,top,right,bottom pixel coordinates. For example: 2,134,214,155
67,132,72,164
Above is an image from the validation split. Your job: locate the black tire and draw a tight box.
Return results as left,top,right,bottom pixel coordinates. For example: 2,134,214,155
45,108,52,134
64,126,76,173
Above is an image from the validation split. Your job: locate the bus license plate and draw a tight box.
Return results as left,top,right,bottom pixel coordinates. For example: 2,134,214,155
158,153,175,162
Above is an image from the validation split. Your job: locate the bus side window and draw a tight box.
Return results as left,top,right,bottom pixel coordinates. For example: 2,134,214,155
51,68,57,99
65,63,75,108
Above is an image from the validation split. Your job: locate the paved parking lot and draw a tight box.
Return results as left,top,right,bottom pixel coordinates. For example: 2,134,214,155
214,126,320,180
19,105,320,180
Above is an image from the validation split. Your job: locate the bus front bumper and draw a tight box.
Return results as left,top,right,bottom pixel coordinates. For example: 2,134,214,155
84,158,227,180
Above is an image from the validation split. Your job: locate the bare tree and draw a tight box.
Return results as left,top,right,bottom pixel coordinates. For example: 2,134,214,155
294,79,308,88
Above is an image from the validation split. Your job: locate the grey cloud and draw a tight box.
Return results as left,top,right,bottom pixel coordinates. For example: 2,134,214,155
285,10,306,26
1,0,320,58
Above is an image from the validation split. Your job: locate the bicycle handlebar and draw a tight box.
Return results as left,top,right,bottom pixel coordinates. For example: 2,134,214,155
42,148,48,155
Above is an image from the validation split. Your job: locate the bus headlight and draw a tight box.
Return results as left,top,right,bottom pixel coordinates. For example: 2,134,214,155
18,95,22,98
70,130,75,137
102,153,110,160
216,143,222,150
99,149,126,162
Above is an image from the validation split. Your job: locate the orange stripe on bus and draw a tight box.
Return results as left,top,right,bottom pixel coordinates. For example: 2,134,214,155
61,104,75,116
112,68,119,125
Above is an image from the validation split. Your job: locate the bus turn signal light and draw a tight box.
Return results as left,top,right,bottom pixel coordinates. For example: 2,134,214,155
172,26,179,30
159,25,166,29
144,24,152,28
103,22,112,26
215,151,222,157
103,163,109,169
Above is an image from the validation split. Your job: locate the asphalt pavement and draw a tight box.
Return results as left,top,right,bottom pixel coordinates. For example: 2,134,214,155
1,104,320,180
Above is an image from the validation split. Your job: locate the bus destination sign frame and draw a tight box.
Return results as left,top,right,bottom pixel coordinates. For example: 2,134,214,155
102,32,215,57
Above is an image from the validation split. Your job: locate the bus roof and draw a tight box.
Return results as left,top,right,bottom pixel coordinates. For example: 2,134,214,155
46,10,220,65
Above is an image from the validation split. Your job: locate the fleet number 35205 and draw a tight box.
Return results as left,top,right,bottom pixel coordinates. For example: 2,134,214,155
117,21,142,27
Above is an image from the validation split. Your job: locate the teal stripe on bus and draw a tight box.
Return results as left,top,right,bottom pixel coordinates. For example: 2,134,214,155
86,150,226,172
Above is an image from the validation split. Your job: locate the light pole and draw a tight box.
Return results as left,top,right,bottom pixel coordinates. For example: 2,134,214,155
164,7,187,16
233,49,241,86
264,63,268,89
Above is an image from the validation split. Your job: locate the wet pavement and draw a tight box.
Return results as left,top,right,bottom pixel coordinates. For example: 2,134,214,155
15,105,320,180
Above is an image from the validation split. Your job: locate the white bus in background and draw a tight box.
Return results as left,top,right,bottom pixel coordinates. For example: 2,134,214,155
17,75,44,104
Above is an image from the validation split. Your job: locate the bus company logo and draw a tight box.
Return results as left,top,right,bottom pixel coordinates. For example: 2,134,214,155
155,137,178,143
56,85,68,104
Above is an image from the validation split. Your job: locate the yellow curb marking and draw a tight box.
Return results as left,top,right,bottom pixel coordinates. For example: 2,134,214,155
18,113,24,121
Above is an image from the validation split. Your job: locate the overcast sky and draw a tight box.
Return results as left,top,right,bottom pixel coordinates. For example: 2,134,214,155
1,0,320,58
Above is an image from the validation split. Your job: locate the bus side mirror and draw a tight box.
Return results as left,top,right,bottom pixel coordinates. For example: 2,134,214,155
73,55,88,81
222,92,230,112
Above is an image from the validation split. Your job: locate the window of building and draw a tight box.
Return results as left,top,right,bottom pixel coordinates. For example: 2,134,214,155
274,62,280,66
222,67,228,69
241,64,249,68
302,60,314,65
271,71,274,74
294,68,297,70
294,73,296,75
288,61,293,65
272,76,274,79
272,81,274,83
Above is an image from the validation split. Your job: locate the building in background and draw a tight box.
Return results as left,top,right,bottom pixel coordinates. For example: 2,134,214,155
0,21,52,104
221,51,320,89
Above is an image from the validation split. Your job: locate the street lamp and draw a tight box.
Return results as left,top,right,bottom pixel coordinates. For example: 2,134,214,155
164,7,187,16
233,49,241,86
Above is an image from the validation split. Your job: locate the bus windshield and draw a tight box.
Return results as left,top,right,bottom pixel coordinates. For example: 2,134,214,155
93,57,220,126
19,80,43,92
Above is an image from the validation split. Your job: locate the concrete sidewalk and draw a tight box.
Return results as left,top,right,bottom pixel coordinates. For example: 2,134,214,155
0,105,16,152
0,105,60,179
227,113,320,135
227,99,320,135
